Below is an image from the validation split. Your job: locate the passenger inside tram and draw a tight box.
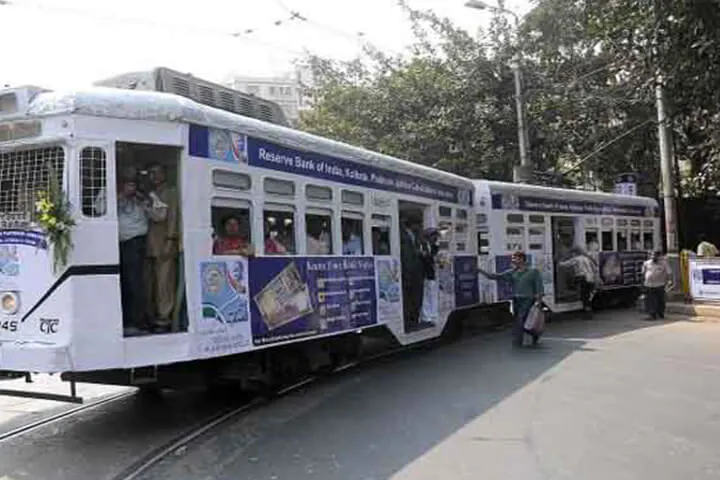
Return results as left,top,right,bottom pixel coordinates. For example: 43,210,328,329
213,212,253,256
341,217,364,255
115,143,186,336
398,205,426,332
263,210,294,255
306,214,331,255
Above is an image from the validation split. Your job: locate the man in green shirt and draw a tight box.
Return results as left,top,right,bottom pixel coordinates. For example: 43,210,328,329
479,251,545,347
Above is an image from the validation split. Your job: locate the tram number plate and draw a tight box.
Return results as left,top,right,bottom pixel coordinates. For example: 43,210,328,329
0,320,18,332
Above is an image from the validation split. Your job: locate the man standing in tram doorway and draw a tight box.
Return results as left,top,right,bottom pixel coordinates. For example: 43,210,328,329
145,163,179,333
400,217,425,332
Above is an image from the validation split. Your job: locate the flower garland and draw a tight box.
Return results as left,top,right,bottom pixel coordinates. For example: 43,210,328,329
35,167,75,273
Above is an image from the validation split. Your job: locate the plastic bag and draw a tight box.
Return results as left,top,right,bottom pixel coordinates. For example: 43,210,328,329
524,303,546,334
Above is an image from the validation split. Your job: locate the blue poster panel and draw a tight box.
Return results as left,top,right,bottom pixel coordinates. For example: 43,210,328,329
495,255,514,301
598,252,647,287
454,256,479,307
189,125,471,205
491,193,653,217
248,256,377,345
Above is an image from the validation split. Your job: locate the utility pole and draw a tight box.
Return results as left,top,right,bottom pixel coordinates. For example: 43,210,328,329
655,76,678,254
465,0,531,183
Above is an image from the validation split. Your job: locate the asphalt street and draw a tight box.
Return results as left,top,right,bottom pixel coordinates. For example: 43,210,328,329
140,310,720,480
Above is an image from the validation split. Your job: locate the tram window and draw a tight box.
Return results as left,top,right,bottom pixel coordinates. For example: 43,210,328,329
212,170,250,190
586,231,599,252
306,184,332,201
341,190,364,206
211,206,252,256
585,217,598,226
529,243,543,251
439,206,453,218
643,232,654,250
601,218,614,228
529,215,545,224
264,178,295,197
371,214,391,255
617,218,628,227
263,209,295,255
630,231,641,251
476,213,487,225
617,230,628,251
630,219,641,227
80,147,107,217
456,209,468,220
507,214,524,224
506,226,524,251
643,220,654,228
477,231,490,255
455,223,468,235
601,231,613,251
341,215,364,255
305,211,333,255
456,242,466,252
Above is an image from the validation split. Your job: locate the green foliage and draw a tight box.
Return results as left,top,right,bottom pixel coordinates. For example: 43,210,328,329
300,0,720,195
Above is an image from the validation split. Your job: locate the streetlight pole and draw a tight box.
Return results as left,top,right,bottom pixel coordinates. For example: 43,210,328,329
465,0,531,183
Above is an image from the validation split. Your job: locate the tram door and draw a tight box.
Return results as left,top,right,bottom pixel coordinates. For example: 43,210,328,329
551,216,580,303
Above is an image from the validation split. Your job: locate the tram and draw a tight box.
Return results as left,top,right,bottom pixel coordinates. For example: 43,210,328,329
473,180,660,312
0,70,478,400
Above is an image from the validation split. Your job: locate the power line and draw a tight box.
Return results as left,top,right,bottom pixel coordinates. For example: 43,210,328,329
559,118,655,176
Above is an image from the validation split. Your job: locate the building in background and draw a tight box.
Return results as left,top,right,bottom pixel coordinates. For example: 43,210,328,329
226,65,314,126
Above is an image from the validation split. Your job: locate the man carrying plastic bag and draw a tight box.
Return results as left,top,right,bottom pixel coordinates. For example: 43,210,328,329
478,251,545,347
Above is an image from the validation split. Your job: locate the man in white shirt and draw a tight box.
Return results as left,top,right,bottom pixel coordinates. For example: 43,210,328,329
117,168,150,334
559,246,600,315
697,234,718,257
642,250,672,320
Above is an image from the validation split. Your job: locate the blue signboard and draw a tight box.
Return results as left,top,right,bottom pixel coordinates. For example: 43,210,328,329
491,193,653,217
701,268,720,285
0,230,47,249
248,256,377,345
189,124,470,205
454,256,479,307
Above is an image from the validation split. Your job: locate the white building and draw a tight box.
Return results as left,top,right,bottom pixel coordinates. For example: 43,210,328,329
226,67,313,126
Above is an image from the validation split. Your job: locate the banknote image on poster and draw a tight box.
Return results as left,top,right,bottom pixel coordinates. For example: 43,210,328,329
375,257,402,325
254,262,314,331
208,128,247,164
196,260,252,357
249,257,377,345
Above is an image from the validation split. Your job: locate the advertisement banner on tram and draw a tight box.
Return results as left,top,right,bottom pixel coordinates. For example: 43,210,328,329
598,252,647,287
248,256,378,346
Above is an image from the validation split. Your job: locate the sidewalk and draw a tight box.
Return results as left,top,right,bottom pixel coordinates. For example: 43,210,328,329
0,374,130,428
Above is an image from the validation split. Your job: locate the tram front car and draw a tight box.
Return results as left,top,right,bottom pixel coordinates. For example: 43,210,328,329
0,86,119,380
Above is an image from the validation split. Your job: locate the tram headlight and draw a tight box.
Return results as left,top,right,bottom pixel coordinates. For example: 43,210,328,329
0,292,19,315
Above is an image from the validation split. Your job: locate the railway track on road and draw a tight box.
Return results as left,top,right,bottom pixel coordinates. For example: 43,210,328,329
114,347,408,480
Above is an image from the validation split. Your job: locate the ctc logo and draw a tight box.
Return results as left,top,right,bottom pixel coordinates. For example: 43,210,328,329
39,318,60,335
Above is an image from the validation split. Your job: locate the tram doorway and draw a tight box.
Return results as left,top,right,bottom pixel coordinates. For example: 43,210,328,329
552,216,580,303
398,200,432,333
115,142,188,337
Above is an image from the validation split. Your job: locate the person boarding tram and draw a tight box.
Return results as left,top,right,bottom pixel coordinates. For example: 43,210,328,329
400,218,425,331
559,246,600,316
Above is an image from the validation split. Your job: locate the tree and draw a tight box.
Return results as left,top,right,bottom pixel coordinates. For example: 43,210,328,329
299,2,519,180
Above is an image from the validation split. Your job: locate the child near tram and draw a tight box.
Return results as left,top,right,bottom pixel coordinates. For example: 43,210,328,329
478,251,544,347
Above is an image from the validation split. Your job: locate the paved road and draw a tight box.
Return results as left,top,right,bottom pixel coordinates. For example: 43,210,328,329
142,311,720,480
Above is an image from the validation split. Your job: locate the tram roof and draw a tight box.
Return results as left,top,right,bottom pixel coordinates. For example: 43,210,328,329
476,180,659,206
21,87,473,190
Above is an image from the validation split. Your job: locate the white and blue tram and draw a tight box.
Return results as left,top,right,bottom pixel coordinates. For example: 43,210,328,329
0,71,479,399
0,70,660,400
474,180,660,312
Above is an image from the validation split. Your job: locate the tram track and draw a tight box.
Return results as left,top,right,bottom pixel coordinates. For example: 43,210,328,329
0,389,136,443
114,346,407,480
